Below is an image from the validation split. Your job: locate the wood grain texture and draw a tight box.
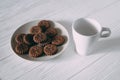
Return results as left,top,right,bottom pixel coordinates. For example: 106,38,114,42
0,0,120,80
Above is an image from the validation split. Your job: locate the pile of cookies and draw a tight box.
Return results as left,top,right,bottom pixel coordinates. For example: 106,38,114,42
14,20,65,58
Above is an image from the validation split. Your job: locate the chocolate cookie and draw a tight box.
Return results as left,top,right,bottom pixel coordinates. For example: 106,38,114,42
29,46,43,58
15,43,29,55
45,27,57,37
38,20,50,32
15,34,26,44
52,35,65,46
44,44,57,56
30,26,42,34
38,38,52,47
23,34,35,45
33,33,47,43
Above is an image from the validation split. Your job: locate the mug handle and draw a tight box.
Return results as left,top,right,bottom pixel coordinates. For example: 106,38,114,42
100,27,111,38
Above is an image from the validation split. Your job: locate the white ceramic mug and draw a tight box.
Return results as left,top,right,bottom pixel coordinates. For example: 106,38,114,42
72,18,111,56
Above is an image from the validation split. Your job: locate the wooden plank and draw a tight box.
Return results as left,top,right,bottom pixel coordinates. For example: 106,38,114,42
0,55,44,80
68,47,120,80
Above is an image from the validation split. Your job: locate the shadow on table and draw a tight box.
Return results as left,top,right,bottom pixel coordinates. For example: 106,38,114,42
91,37,120,55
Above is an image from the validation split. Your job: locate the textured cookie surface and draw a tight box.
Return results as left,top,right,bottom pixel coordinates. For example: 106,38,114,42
44,44,57,55
33,33,47,43
15,43,29,55
15,34,26,44
30,26,42,34
45,27,57,37
23,34,35,45
29,46,43,58
38,20,50,32
52,35,65,46
38,38,52,47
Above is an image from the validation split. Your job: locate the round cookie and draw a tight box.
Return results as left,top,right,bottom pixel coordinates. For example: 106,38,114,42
44,44,57,56
38,20,50,31
15,34,26,44
15,43,29,55
38,38,52,47
30,26,42,34
29,46,43,58
45,27,57,37
52,35,65,46
23,34,35,45
33,33,47,43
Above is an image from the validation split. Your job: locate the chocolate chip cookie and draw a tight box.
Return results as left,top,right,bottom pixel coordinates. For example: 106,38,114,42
15,34,26,44
38,20,50,32
45,27,57,37
15,43,29,55
38,38,52,47
33,33,47,43
52,35,65,46
23,34,35,45
44,44,57,55
30,26,42,34
29,46,43,58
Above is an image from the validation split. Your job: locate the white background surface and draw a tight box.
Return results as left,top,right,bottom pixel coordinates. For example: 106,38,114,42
0,0,120,80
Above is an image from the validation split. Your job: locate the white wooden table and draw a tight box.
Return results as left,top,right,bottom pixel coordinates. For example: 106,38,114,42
0,0,120,80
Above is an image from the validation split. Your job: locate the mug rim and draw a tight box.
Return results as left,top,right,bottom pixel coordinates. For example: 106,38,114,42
72,18,102,37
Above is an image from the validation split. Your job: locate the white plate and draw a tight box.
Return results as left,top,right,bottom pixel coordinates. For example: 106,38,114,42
11,20,69,61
